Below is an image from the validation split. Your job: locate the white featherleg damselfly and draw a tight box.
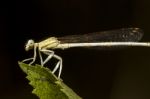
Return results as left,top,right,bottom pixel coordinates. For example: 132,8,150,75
22,28,150,79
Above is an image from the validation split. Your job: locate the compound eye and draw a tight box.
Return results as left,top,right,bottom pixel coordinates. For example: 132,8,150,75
28,40,34,46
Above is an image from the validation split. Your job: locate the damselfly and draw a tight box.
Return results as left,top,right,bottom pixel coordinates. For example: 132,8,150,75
22,28,150,79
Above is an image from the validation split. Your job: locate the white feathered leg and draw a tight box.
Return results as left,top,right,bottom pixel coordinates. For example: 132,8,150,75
22,45,37,65
40,49,62,79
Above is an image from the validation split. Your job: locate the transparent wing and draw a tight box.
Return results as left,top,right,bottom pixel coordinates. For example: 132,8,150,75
58,28,143,43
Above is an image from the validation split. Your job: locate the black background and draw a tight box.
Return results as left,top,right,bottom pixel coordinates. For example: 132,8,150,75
1,0,150,99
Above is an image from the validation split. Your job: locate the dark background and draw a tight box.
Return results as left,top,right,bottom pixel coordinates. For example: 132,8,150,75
1,0,150,99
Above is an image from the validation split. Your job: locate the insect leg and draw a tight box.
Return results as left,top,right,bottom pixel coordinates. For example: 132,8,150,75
41,49,62,79
53,54,62,79
22,45,37,65
40,49,54,66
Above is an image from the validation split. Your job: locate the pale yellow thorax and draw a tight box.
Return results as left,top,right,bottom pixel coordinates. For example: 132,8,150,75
38,37,60,50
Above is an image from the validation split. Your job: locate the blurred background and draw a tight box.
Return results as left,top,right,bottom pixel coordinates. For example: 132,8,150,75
1,0,150,99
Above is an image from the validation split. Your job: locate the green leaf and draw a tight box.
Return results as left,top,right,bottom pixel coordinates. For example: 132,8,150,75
18,62,82,99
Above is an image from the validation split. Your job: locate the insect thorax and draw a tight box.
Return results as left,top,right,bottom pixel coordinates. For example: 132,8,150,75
38,37,60,50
